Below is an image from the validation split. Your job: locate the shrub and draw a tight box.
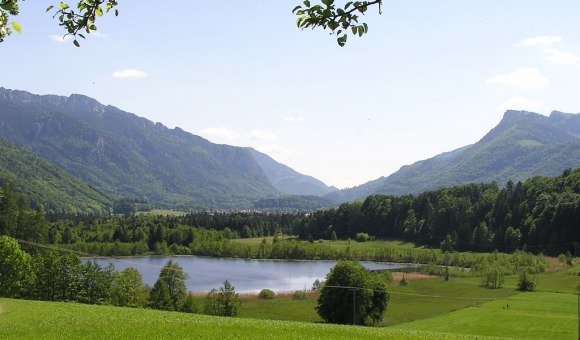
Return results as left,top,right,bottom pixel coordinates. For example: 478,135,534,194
292,290,308,300
481,265,504,289
399,274,408,287
517,270,536,292
258,289,275,300
355,233,370,242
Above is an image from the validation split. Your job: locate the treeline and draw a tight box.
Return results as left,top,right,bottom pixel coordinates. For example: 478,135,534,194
1,169,578,257
295,169,580,255
0,236,239,316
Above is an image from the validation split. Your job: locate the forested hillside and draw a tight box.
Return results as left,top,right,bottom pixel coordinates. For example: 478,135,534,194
0,140,112,214
300,168,580,255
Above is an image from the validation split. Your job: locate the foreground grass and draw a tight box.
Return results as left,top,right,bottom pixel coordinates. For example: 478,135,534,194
395,292,577,339
0,298,491,339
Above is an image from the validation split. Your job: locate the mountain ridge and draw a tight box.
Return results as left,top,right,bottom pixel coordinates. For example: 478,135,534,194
327,109,580,202
0,87,334,209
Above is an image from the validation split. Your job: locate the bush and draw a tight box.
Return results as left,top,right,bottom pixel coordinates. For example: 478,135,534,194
355,233,370,242
517,270,536,292
481,265,504,289
292,290,308,300
399,274,408,287
258,289,275,300
204,280,241,317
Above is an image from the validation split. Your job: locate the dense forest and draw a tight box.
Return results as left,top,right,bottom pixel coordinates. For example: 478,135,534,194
0,169,578,257
296,168,580,255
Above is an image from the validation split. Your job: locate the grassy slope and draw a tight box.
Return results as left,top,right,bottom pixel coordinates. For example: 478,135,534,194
0,298,487,340
395,292,576,339
394,264,580,339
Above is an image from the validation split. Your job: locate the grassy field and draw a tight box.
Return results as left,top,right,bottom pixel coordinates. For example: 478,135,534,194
0,298,489,339
233,237,423,251
395,292,577,339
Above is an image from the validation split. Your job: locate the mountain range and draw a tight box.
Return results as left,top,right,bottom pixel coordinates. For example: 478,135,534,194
0,87,335,211
0,86,578,212
327,109,580,202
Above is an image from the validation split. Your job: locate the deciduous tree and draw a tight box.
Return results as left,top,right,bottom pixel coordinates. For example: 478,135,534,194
316,260,388,325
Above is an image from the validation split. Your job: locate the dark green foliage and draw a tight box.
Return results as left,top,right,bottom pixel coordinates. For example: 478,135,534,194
316,260,389,325
149,279,174,310
297,169,580,255
204,280,241,317
179,293,199,313
258,289,275,300
149,260,188,311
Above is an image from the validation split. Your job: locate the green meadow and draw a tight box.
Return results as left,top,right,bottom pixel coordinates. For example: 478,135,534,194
395,292,577,339
0,298,486,340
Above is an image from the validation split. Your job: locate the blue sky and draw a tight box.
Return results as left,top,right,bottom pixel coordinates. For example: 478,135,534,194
1,1,579,188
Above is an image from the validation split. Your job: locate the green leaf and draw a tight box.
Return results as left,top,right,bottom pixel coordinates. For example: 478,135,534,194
73,39,80,47
59,2,69,10
11,21,22,35
96,6,103,17
0,3,14,11
46,5,55,12
303,0,311,7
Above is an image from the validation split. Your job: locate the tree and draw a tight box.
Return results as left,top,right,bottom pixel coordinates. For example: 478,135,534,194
78,260,114,304
149,260,188,310
1,1,382,46
204,280,241,317
0,235,31,298
109,267,149,307
316,260,388,325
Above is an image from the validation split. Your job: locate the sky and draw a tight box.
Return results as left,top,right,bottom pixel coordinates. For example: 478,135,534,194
1,1,579,189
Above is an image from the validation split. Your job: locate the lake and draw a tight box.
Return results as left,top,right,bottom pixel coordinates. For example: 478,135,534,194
91,256,416,293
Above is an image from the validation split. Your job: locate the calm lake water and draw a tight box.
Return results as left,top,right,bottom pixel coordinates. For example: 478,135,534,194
91,256,415,293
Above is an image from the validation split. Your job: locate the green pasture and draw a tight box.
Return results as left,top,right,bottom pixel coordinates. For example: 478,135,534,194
0,298,487,340
396,292,578,339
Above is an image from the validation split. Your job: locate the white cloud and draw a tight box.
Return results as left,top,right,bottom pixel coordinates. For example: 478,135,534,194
517,36,562,47
499,96,540,112
543,49,580,64
486,68,550,89
284,115,305,123
199,126,240,141
112,69,148,78
246,129,278,142
49,34,72,43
